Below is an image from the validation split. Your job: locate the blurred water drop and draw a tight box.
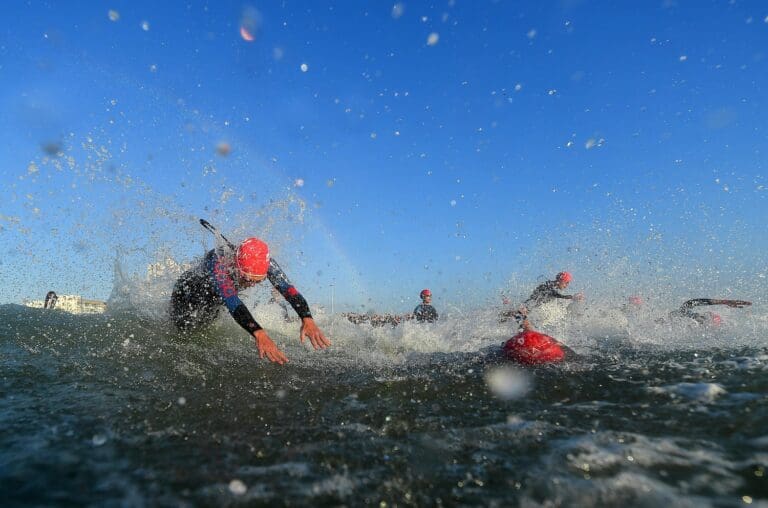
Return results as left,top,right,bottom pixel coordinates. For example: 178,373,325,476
108,10,120,22
240,26,255,42
239,6,262,42
216,141,231,156
300,62,309,72
229,479,247,495
392,3,405,19
41,141,62,156
141,20,150,31
294,178,305,187
485,366,531,400
92,434,107,446
427,32,439,46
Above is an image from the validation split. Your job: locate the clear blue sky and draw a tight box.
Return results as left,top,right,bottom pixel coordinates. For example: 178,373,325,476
1,1,766,312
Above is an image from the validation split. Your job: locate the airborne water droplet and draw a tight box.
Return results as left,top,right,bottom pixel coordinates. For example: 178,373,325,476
229,479,247,495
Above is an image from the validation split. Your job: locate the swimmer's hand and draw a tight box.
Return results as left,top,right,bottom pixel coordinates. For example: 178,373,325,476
253,330,288,365
300,317,331,350
722,300,751,308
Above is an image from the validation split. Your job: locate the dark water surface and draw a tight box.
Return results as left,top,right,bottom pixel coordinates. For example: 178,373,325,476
2,305,767,506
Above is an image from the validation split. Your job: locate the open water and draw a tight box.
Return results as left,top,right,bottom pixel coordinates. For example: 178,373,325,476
2,296,767,507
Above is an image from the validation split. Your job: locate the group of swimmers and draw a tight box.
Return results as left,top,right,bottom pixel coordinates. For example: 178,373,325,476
502,271,752,330
342,289,439,327
168,227,752,365
169,227,448,364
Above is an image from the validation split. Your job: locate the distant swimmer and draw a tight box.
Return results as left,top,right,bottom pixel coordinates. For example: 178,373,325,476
44,291,58,310
343,311,403,327
616,295,644,318
413,288,438,323
512,272,584,331
171,223,330,365
668,298,752,326
524,271,583,309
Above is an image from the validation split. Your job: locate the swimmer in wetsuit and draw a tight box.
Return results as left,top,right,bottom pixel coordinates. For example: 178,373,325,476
668,298,752,326
523,271,582,309
503,271,584,330
170,236,330,365
44,291,58,310
413,288,438,323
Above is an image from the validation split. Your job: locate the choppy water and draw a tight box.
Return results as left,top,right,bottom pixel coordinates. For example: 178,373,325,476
2,302,767,507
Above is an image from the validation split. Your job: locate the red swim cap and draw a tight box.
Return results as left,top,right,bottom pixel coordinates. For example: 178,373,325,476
556,271,573,283
629,295,643,306
420,289,432,298
708,312,723,327
236,238,270,278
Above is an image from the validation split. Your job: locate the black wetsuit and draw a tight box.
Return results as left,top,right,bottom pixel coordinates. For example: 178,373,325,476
413,304,438,323
500,281,575,326
669,299,719,325
44,291,58,310
524,281,574,308
170,248,311,333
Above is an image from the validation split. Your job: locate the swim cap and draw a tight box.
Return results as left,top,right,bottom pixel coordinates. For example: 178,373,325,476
420,289,432,298
628,296,643,306
236,238,270,278
556,271,573,284
708,312,723,327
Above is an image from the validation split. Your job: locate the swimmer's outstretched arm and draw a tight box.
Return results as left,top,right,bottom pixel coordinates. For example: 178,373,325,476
267,258,331,350
681,298,752,310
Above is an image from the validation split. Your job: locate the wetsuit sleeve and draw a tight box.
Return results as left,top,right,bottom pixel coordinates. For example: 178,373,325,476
267,258,312,319
207,253,263,333
680,299,718,311
524,281,572,307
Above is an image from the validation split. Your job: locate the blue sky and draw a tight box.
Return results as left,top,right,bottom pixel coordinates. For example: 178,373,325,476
1,1,766,312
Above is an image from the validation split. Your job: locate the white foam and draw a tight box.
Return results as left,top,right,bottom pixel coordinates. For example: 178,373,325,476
648,382,727,403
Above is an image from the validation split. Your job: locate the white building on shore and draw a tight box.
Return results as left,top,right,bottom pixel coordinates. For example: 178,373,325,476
24,294,107,314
